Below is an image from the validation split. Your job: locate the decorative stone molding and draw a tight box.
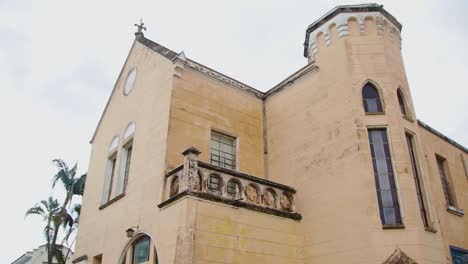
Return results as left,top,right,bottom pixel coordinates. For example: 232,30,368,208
382,248,418,264
160,147,301,220
173,51,186,77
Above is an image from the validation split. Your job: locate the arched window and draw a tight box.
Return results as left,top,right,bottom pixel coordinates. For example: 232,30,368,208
119,234,159,264
101,136,119,204
169,176,179,198
133,235,150,264
397,88,407,117
226,179,241,199
362,83,383,113
116,122,136,196
208,174,222,195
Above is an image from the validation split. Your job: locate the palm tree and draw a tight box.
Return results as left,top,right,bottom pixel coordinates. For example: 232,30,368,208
62,204,81,262
25,196,61,264
49,159,86,264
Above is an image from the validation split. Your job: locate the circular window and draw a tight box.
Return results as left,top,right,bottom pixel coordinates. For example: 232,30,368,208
123,67,137,95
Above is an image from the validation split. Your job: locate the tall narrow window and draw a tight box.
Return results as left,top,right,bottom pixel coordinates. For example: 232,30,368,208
397,89,408,117
124,145,133,183
133,236,150,264
101,136,119,205
116,122,135,196
103,154,117,203
436,155,456,207
117,140,133,195
210,131,236,170
405,133,429,227
368,129,402,226
362,83,383,113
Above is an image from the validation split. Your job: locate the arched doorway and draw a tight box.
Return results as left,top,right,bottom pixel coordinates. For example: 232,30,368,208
118,232,159,264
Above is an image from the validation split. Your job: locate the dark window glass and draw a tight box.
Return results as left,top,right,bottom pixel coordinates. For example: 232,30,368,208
405,133,429,227
124,145,133,192
208,175,222,195
436,156,456,207
368,129,402,225
397,89,407,116
362,83,383,113
107,157,117,201
227,180,240,198
133,236,150,264
450,246,468,264
210,132,236,170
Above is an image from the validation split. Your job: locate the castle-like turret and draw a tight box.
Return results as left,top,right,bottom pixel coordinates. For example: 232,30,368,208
265,4,452,263
304,4,401,62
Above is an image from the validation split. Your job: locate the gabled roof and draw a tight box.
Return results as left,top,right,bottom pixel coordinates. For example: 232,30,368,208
136,36,178,61
90,33,466,154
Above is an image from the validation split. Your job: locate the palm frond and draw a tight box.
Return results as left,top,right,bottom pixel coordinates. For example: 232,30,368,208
25,205,45,219
52,159,68,172
61,211,74,228
69,163,78,178
72,174,86,196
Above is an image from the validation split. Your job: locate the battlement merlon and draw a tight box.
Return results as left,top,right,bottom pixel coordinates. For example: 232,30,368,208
303,4,402,61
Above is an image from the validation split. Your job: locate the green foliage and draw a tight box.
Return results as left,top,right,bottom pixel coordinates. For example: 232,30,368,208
25,159,86,264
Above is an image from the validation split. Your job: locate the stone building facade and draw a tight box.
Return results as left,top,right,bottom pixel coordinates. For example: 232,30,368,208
73,4,467,264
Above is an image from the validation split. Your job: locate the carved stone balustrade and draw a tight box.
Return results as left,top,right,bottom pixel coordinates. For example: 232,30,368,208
158,147,302,221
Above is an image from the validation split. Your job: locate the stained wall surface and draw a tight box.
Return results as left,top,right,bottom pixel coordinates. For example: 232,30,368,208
165,68,265,177
74,41,191,264
418,125,468,259
265,16,455,263
74,7,467,264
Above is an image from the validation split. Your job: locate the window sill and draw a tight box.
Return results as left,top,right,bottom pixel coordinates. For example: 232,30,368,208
99,193,126,210
365,111,385,115
424,226,437,233
447,206,464,216
403,115,415,122
382,224,405,230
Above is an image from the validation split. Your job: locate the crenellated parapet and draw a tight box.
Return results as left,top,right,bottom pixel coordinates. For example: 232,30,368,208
303,4,402,62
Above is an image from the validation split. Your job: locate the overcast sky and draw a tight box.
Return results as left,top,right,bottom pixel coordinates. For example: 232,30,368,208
0,0,467,262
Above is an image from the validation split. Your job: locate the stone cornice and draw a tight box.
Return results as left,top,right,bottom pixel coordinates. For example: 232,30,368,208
184,59,264,99
418,120,468,153
264,63,319,99
157,190,302,221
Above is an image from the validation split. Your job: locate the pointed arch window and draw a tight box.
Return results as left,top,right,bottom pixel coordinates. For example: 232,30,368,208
362,83,383,113
397,88,408,117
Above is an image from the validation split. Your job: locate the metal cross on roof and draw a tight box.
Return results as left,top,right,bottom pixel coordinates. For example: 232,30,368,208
134,19,147,33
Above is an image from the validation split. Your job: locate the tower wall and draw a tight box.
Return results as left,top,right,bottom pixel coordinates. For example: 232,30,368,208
266,9,447,263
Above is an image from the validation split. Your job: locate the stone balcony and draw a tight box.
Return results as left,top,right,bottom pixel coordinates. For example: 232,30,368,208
158,147,302,220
